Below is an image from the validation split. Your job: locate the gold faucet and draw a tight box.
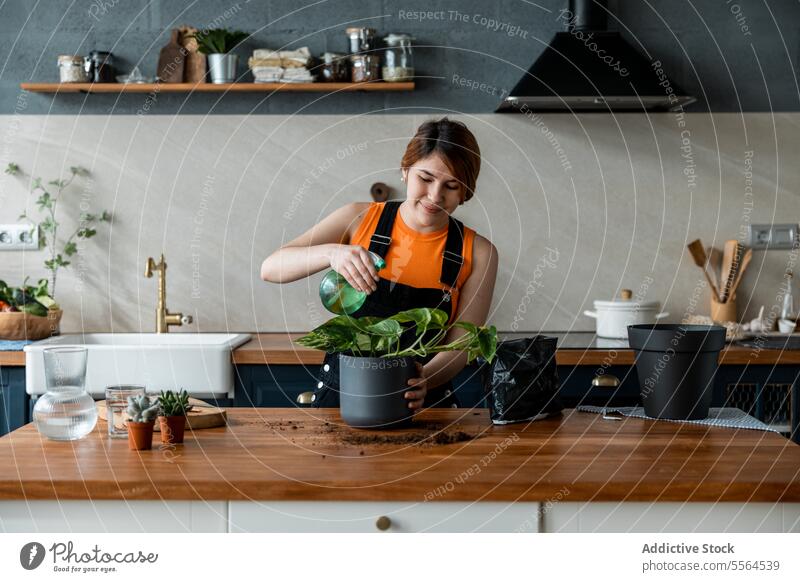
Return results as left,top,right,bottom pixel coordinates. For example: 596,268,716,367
144,254,193,333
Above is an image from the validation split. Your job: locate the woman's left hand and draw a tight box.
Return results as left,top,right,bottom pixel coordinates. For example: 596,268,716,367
405,362,427,411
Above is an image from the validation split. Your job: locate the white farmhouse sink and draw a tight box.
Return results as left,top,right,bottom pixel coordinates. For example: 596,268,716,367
24,333,251,398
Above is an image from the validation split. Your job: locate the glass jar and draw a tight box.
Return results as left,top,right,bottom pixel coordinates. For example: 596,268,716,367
351,54,380,83
319,52,349,82
33,346,98,441
58,55,88,83
345,27,376,54
85,50,115,83
382,34,414,82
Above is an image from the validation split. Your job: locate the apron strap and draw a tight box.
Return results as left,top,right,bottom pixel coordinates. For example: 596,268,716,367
368,200,402,258
368,200,465,290
440,216,465,289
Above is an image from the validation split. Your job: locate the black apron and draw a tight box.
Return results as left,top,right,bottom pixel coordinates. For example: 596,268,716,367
313,200,467,409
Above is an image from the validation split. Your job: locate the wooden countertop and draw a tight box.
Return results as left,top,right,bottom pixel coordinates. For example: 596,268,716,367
232,333,800,366
2,332,798,367
1,408,799,502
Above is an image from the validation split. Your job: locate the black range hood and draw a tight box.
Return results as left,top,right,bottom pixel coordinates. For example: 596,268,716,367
496,0,696,112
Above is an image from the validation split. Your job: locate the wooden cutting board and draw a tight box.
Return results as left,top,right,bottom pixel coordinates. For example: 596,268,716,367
96,397,227,431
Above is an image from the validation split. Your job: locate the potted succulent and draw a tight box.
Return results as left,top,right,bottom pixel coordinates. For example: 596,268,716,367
188,28,248,84
126,394,159,450
157,389,193,445
297,308,498,428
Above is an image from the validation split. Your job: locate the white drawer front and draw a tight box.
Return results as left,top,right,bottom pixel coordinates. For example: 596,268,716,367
229,501,540,533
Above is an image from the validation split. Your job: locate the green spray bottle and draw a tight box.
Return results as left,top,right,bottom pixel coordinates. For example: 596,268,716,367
319,251,386,315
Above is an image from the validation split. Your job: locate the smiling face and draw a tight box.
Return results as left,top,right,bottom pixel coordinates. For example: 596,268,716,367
401,153,465,231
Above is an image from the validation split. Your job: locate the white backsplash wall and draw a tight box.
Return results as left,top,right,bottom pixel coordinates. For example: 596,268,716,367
0,113,797,333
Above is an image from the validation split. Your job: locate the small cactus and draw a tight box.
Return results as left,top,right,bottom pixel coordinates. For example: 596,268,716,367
157,389,193,417
126,394,159,423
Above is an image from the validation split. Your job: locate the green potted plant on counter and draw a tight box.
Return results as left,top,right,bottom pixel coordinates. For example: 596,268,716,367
297,307,497,428
189,28,248,84
126,395,159,451
157,389,193,445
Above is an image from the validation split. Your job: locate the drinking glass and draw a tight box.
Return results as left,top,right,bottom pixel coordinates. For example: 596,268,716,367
105,385,146,438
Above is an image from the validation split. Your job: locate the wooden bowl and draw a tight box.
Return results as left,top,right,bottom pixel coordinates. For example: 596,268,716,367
0,309,62,340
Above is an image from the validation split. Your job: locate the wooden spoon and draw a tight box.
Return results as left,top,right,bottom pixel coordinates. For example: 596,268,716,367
707,246,722,289
726,247,752,301
719,240,741,303
687,239,720,300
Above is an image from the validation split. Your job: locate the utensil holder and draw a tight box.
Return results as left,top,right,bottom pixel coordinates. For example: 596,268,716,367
710,296,737,322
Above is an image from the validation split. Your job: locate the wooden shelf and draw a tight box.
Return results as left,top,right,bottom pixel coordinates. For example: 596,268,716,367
20,81,414,94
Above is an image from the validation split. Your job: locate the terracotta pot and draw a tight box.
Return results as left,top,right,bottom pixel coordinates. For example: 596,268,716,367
158,415,186,444
127,420,155,450
0,309,62,340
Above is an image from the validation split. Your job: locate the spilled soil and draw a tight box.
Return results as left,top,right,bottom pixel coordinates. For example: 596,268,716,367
249,418,483,448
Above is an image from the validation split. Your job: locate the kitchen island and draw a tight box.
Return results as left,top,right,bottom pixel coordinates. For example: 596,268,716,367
1,408,799,533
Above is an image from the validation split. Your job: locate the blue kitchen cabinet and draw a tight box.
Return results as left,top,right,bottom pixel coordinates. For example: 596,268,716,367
234,365,321,408
233,364,487,409
0,367,29,437
232,363,799,443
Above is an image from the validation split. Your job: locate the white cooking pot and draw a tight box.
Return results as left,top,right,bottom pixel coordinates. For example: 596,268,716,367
584,289,669,339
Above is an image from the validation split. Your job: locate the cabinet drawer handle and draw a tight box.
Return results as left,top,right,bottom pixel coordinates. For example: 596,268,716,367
592,375,620,388
375,515,392,531
296,391,316,405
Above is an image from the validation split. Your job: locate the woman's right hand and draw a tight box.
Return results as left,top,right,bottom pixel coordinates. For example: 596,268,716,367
328,245,379,293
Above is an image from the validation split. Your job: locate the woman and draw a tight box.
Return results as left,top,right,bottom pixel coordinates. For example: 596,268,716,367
261,117,498,410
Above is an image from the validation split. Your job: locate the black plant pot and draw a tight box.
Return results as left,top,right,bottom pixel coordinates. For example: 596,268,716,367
339,354,416,429
628,324,726,420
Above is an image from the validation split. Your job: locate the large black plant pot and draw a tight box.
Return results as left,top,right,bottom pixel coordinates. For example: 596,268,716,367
339,354,416,429
628,324,726,420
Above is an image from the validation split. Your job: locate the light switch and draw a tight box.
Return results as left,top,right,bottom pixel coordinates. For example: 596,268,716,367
748,223,799,250
0,223,39,250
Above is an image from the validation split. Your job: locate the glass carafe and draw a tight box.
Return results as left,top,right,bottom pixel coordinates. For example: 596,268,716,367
33,346,98,441
319,251,385,315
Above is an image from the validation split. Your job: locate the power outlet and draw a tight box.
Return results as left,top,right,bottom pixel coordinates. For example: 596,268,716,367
748,223,799,250
0,223,39,250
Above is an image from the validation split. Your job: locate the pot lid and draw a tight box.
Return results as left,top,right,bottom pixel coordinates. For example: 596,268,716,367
593,289,660,310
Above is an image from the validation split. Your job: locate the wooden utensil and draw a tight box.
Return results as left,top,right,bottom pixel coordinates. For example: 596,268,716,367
687,239,720,300
707,246,722,288
96,397,227,431
719,239,741,303
726,247,752,301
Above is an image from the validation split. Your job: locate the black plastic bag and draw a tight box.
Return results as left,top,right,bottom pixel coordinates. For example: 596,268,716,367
481,336,562,424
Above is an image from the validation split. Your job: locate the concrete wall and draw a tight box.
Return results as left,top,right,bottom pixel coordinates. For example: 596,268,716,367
1,0,799,114
0,112,797,333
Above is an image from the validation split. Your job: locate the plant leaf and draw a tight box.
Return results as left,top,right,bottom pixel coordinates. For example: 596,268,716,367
63,241,77,256
5,162,19,175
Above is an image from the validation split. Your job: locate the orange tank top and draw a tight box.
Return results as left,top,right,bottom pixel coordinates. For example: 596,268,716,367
350,202,475,320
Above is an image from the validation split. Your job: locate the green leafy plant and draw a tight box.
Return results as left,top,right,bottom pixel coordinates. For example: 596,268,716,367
126,394,159,423
5,162,111,299
157,389,193,417
189,28,248,54
296,307,498,364
0,278,58,315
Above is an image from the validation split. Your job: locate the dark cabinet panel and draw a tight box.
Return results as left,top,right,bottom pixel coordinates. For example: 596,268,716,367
234,363,799,443
0,367,29,437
